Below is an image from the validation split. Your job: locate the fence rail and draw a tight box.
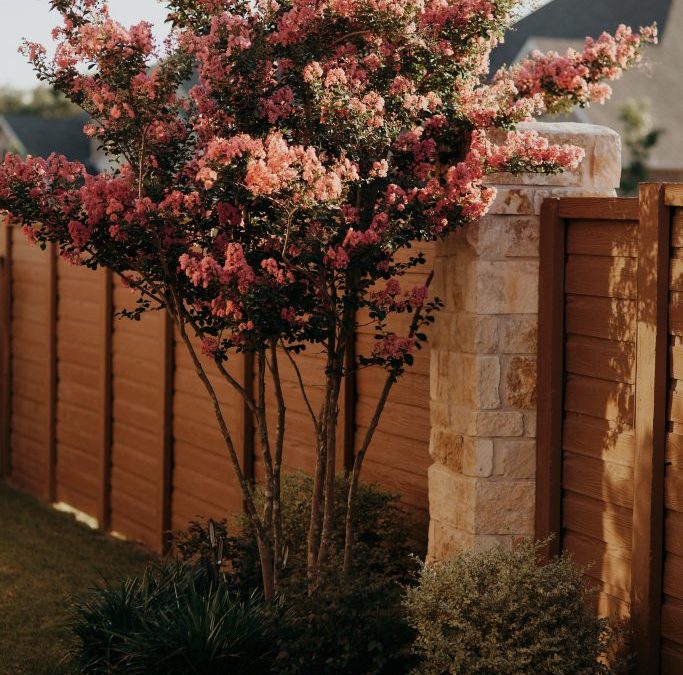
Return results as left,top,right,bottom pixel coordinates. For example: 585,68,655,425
0,222,433,552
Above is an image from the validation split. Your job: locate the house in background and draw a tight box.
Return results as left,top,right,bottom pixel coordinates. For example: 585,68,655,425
0,112,99,173
492,0,683,183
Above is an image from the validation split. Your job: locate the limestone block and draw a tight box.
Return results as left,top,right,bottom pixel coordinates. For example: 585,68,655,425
493,439,536,479
500,315,538,354
453,313,499,355
473,479,535,535
502,217,540,258
466,260,539,315
464,216,504,258
503,356,537,409
446,352,501,410
462,438,494,478
429,428,464,470
471,411,524,438
489,187,534,215
430,400,450,428
428,463,476,532
427,520,474,561
524,412,537,438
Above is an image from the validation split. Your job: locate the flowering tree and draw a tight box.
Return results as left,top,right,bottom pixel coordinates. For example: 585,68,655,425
0,0,655,598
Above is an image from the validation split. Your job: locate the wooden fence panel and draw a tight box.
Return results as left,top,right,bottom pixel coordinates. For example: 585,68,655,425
171,333,246,533
110,282,170,550
661,205,683,670
7,230,55,500
54,262,109,523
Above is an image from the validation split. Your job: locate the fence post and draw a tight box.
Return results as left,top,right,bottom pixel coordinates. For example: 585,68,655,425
98,269,113,531
159,311,175,553
631,183,668,674
535,199,565,559
46,243,58,502
0,221,11,478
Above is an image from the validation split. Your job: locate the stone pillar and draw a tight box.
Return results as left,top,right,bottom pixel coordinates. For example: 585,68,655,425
427,122,622,560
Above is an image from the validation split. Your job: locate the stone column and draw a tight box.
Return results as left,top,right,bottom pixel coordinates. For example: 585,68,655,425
427,122,623,560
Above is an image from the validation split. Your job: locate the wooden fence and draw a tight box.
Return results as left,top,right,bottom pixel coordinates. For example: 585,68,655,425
536,185,683,675
0,221,433,552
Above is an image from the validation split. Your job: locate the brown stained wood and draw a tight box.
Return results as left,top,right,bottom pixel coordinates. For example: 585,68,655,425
562,491,633,552
632,184,668,674
562,452,634,510
0,221,11,477
564,334,635,384
566,220,638,257
671,347,683,382
665,468,683,514
99,269,113,530
558,198,639,221
671,259,683,292
562,413,635,467
342,328,356,472
47,244,57,502
565,254,637,300
536,199,564,556
563,374,634,427
160,312,174,552
664,185,683,207
663,553,683,602
565,296,636,342
672,209,683,248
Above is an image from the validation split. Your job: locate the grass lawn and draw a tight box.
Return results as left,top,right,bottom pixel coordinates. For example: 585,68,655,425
0,481,153,674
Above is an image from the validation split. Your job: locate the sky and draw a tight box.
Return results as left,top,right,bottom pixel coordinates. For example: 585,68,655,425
0,0,552,89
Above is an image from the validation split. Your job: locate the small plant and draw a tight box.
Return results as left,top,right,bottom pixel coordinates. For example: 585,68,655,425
173,473,417,675
404,540,614,675
72,561,280,675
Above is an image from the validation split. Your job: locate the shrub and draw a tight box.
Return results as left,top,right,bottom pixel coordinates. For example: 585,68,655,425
404,541,614,675
72,561,280,675
173,473,417,675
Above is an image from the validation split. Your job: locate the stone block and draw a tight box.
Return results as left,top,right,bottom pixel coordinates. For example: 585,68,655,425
493,439,537,479
466,260,539,315
500,315,538,354
502,217,540,258
429,428,464,470
473,479,535,535
471,411,524,437
454,313,499,354
427,520,473,562
524,412,537,438
446,353,500,410
503,356,537,409
428,463,476,532
464,216,504,258
462,438,494,477
489,187,534,215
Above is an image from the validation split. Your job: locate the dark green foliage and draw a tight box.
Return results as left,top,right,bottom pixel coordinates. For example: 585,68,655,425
405,540,616,675
174,473,417,675
72,561,280,675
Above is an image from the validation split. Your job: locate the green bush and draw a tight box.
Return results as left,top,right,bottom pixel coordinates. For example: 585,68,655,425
404,541,614,675
173,473,417,675
72,561,280,674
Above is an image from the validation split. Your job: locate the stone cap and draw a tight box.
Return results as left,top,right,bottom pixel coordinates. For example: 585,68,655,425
484,121,622,190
